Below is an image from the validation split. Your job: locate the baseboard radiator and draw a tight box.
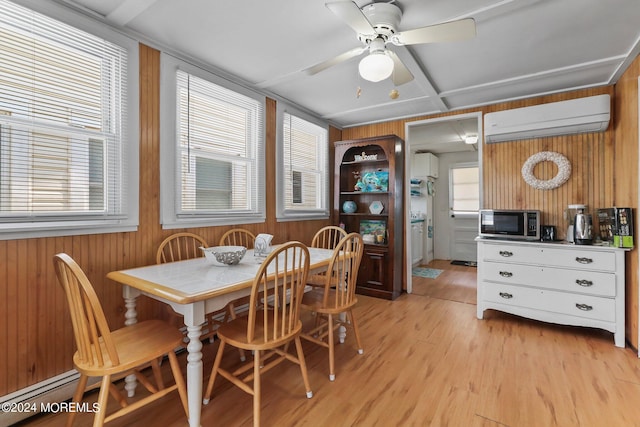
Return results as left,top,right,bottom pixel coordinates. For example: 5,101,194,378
0,370,98,426
0,309,248,426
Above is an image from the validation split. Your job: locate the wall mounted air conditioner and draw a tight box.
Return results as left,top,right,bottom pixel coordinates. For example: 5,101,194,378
484,94,610,143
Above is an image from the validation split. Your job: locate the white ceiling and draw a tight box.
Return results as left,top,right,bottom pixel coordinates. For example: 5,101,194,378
52,0,640,133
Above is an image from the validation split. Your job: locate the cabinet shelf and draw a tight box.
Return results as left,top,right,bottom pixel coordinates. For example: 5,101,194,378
340,191,390,196
340,213,389,217
341,159,388,166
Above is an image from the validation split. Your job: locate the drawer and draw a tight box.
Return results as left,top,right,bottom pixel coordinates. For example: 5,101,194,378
483,262,616,297
482,282,616,322
481,243,616,272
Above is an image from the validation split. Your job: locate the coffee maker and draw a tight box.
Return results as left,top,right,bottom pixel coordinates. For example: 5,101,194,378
573,205,593,245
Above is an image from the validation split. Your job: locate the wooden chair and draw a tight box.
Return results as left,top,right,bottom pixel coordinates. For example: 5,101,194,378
203,241,313,427
156,232,223,343
219,228,256,249
156,232,208,264
53,253,188,426
300,232,364,381
307,226,348,287
217,228,257,361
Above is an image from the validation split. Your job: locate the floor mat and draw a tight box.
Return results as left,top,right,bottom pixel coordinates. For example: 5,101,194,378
412,267,443,279
450,260,477,267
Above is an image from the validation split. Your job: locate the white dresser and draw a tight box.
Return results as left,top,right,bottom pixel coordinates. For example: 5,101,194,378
477,238,626,347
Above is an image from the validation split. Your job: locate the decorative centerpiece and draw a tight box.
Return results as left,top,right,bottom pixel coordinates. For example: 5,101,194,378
200,246,246,266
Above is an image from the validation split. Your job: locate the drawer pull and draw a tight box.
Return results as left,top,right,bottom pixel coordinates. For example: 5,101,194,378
499,271,513,278
499,292,513,299
575,257,593,264
575,279,594,287
499,250,513,257
575,303,593,311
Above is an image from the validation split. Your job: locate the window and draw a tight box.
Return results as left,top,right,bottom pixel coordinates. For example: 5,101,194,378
276,106,329,221
450,163,480,216
0,0,138,239
160,54,265,228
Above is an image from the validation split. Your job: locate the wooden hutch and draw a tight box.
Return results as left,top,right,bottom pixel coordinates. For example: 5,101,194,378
334,135,405,300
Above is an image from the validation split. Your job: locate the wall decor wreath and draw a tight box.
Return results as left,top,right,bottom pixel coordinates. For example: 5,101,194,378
521,151,571,190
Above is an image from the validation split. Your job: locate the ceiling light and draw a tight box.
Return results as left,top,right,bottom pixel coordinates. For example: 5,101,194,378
465,135,478,144
359,51,394,82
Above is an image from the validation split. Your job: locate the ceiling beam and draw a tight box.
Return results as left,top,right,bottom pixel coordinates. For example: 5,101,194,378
106,0,159,26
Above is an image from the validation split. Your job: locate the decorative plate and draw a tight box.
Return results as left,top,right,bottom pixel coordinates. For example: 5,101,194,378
369,201,384,214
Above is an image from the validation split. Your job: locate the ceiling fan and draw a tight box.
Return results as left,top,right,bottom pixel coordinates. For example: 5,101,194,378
305,1,476,85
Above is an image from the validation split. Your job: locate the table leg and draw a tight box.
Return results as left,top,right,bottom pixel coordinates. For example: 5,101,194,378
338,312,347,344
122,286,140,397
179,302,205,427
185,324,203,427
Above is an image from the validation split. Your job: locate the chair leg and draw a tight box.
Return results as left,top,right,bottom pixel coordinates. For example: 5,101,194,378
203,340,226,404
253,350,261,427
150,358,165,390
227,303,247,362
347,309,364,354
167,350,189,418
93,375,112,427
327,313,335,381
66,373,88,427
294,336,313,398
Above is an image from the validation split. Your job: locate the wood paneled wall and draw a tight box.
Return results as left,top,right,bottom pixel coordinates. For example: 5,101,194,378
343,83,639,349
0,44,334,396
614,54,640,349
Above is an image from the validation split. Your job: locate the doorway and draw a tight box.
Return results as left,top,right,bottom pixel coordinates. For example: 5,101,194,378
404,112,483,293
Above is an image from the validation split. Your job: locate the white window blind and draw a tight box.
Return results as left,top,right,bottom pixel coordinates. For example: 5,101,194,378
0,0,137,237
280,112,328,217
450,164,480,214
160,56,265,228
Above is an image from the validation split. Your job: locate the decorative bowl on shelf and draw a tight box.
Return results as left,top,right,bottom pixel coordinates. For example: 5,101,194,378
369,201,384,214
200,246,247,266
342,200,357,213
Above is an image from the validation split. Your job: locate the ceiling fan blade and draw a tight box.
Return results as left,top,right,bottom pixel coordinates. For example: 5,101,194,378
387,50,413,86
391,18,476,46
326,1,375,35
304,46,366,75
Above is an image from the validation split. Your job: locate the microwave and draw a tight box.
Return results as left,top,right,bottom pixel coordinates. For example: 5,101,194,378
479,209,541,240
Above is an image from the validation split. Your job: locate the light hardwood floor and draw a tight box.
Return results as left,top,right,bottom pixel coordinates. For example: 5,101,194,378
18,262,640,426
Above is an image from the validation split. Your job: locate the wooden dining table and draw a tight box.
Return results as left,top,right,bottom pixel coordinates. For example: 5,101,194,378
107,246,335,427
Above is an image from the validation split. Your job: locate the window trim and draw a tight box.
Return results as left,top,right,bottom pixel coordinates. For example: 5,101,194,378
275,103,330,222
0,0,139,240
159,53,266,229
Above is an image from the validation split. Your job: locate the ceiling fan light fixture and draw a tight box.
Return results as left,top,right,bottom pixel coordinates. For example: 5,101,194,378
359,51,394,82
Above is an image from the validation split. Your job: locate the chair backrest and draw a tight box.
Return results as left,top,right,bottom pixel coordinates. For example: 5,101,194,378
247,241,309,344
53,253,119,368
311,226,348,250
156,232,208,264
321,233,364,309
219,228,256,249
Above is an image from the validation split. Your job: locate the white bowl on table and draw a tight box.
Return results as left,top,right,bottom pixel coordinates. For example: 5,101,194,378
200,246,247,266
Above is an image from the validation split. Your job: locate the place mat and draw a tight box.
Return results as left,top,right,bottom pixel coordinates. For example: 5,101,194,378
412,267,443,279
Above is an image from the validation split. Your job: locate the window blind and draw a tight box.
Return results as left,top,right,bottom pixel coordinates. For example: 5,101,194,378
282,112,328,212
175,70,263,217
451,166,480,213
0,0,128,222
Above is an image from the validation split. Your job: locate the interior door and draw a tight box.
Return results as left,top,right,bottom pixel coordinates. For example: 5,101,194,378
448,162,479,262
449,216,477,262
